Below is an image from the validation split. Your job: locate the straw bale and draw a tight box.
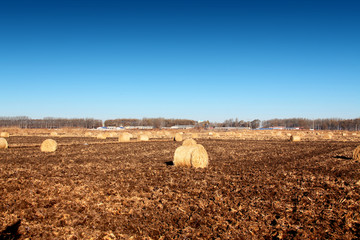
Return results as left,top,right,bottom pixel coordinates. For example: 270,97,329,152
119,132,131,142
191,144,209,168
191,133,199,139
163,131,172,138
174,146,193,167
173,144,209,168
0,138,8,149
324,134,333,140
138,134,149,141
41,139,57,152
0,132,9,138
182,138,197,146
96,133,107,139
353,146,360,160
290,135,301,142
85,132,93,137
108,132,118,138
212,132,220,138
174,133,183,142
50,132,58,137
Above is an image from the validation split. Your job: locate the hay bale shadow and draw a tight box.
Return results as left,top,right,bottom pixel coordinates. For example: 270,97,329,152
165,161,174,166
333,155,352,160
0,220,21,240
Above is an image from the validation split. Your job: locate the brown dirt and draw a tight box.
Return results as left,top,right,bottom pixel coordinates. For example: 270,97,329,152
1,137,360,239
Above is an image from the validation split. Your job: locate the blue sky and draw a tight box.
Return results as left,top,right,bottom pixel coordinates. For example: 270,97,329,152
1,0,359,122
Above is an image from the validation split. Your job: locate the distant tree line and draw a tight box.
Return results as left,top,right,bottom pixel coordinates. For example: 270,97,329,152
214,118,261,129
0,116,102,129
104,118,196,128
1,116,359,131
261,118,360,131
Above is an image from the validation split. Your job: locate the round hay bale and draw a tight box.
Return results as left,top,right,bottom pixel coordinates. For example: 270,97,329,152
182,138,197,146
96,133,107,139
85,132,93,137
174,146,193,167
290,135,301,142
174,133,183,142
118,132,131,142
0,132,10,138
108,132,117,138
173,144,209,168
191,133,199,139
353,146,360,160
0,138,8,149
50,132,58,137
324,134,333,140
212,132,220,138
298,132,305,137
160,131,170,138
138,134,149,141
191,144,209,168
41,139,57,152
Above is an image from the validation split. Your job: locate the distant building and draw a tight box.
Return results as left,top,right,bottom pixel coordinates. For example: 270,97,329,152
214,127,250,130
125,126,154,130
257,126,300,130
170,125,195,129
97,126,124,130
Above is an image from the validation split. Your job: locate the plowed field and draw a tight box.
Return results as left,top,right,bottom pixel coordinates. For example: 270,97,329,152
1,137,360,239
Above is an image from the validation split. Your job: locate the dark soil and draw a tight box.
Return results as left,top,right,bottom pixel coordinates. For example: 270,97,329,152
1,137,360,239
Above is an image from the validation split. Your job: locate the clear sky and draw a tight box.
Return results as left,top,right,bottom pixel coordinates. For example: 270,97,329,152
1,0,359,122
